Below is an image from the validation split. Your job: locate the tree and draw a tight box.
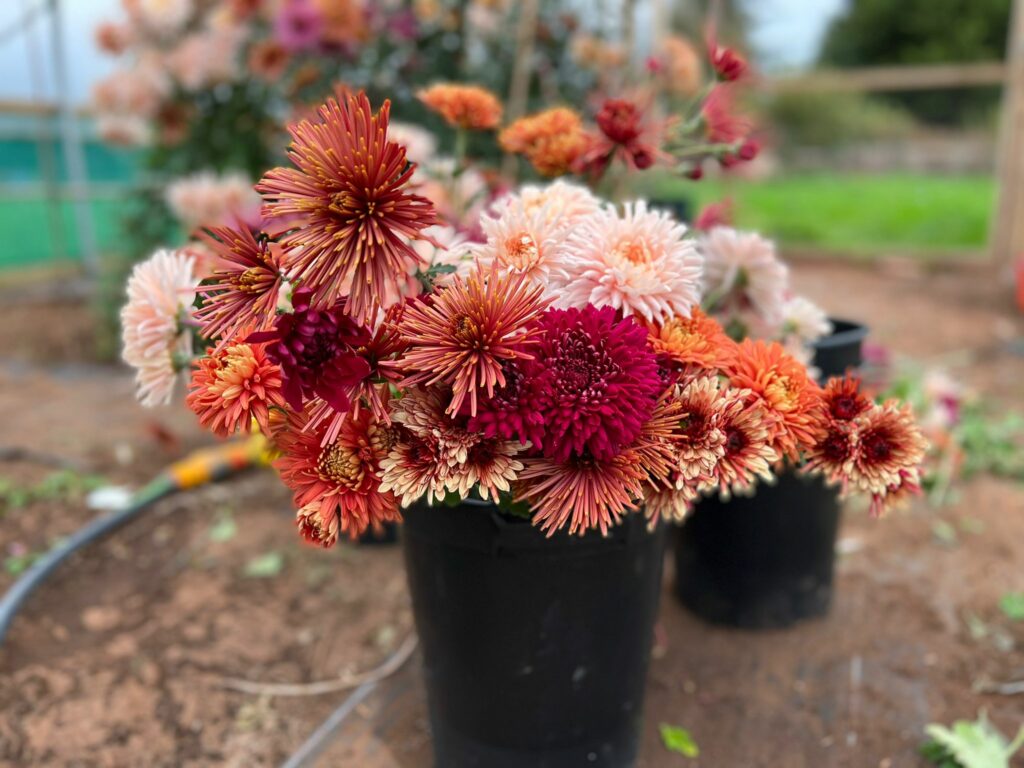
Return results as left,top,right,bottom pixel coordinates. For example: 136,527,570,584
819,0,1011,126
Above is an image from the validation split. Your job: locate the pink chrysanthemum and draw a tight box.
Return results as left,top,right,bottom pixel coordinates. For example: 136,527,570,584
518,451,648,536
193,226,284,342
391,264,547,416
511,305,662,462
248,287,370,414
644,484,698,525
869,468,923,518
120,248,199,407
700,227,788,337
274,406,400,546
707,388,778,498
514,181,602,233
556,202,702,324
257,91,438,320
186,337,286,437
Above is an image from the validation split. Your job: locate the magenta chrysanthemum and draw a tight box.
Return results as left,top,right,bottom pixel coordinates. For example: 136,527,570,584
256,90,438,321
248,287,370,413
480,305,661,462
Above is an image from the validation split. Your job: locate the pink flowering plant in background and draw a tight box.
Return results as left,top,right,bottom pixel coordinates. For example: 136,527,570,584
121,89,928,546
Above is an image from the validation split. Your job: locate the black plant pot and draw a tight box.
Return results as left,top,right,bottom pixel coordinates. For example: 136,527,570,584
402,502,666,768
672,319,868,629
355,520,399,545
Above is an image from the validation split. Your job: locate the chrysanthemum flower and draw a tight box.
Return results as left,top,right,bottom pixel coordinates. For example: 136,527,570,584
669,375,730,486
556,202,703,325
649,308,736,372
121,248,199,407
780,296,832,347
727,339,824,459
578,98,661,175
378,429,447,507
470,193,574,287
700,227,788,337
701,85,751,146
186,338,286,437
869,468,923,518
803,422,857,488
193,226,284,342
257,91,438,320
821,375,872,423
274,406,400,546
644,483,698,525
518,451,648,536
850,401,928,497
499,108,589,177
418,83,503,130
526,306,662,462
707,388,778,497
513,181,602,234
165,170,258,230
467,359,546,448
247,287,370,414
392,264,547,416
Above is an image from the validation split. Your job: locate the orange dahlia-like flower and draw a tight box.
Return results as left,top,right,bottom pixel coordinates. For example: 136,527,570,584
274,406,400,546
418,83,503,130
186,338,287,438
257,91,438,320
727,339,824,459
649,308,736,373
707,388,777,498
194,226,284,343
518,450,648,536
392,264,548,416
499,107,589,177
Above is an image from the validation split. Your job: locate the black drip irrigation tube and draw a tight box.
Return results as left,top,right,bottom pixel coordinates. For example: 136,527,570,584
0,440,265,647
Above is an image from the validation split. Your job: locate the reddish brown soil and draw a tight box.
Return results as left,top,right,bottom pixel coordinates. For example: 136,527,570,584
0,259,1022,767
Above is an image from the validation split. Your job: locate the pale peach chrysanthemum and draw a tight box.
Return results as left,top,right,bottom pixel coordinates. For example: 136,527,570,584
700,227,788,335
120,249,199,406
389,122,438,167
556,201,703,324
165,170,259,230
416,157,489,226
513,180,602,236
644,484,698,525
124,0,194,36
418,83,503,130
391,264,547,416
469,194,574,288
186,339,286,437
378,429,448,507
670,374,730,486
166,26,243,91
656,36,703,96
705,388,778,498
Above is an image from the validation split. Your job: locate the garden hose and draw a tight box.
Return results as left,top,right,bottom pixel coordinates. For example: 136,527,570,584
0,437,268,647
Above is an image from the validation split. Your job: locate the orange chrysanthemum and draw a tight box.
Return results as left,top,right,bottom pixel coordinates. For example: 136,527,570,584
518,451,648,536
256,91,438,320
391,264,548,416
499,107,589,177
186,339,286,438
727,339,824,459
274,406,400,546
649,308,736,373
418,83,503,130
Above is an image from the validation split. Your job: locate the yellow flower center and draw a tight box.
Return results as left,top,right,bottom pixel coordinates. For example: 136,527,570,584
502,233,541,271
318,443,364,489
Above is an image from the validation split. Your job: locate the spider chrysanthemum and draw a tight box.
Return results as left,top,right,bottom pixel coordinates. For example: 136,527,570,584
392,265,548,416
256,90,438,320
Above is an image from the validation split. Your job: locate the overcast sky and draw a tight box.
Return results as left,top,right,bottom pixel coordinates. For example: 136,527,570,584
0,0,847,106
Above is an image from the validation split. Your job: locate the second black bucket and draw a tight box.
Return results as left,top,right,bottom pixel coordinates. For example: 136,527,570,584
402,501,666,768
673,318,868,629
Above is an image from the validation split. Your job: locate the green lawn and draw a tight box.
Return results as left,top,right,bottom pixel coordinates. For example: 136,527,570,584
642,173,995,257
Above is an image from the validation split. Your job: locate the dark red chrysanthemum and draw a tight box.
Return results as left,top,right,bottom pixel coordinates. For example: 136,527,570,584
468,358,546,449
578,98,660,177
248,287,370,414
506,305,661,462
256,90,439,321
194,226,284,342
708,39,747,82
821,375,872,423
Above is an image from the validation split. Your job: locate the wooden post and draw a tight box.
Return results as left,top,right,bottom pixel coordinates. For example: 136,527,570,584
992,0,1024,279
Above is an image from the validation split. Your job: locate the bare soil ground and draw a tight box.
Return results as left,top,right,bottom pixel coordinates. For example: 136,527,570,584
0,258,1022,767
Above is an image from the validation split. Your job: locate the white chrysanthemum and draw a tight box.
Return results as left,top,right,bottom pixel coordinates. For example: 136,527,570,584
165,170,259,229
513,180,602,235
554,201,703,323
700,227,788,332
781,296,831,344
468,193,574,288
389,122,438,167
120,249,199,407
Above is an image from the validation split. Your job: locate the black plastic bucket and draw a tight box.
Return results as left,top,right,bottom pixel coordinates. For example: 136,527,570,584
402,501,666,768
672,319,868,629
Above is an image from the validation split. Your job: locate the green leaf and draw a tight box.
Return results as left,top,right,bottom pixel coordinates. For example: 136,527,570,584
208,512,238,543
244,551,284,578
659,723,699,758
932,520,958,546
924,712,1024,768
999,592,1024,621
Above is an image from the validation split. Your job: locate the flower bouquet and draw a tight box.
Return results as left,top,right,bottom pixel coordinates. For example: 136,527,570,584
120,88,925,766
